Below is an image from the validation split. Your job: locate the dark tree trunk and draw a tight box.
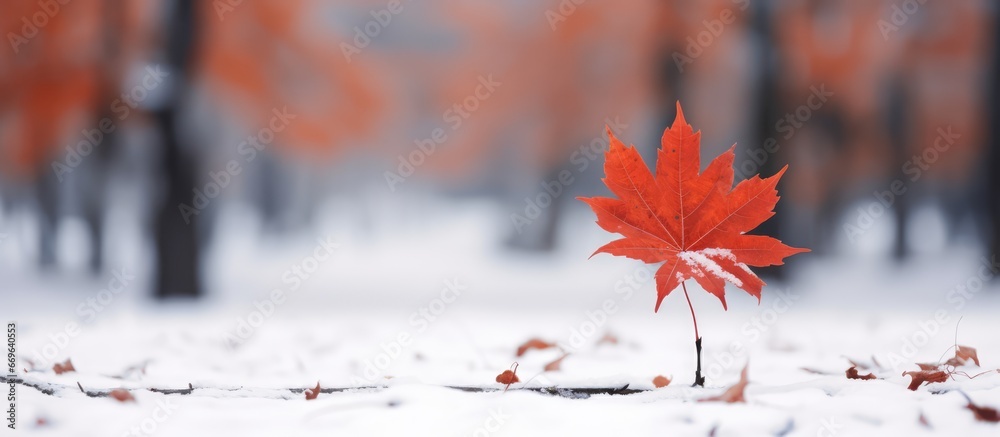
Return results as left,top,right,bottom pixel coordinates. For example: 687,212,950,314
887,73,910,261
35,161,58,270
154,110,202,298
750,0,786,279
154,0,201,298
988,15,1000,267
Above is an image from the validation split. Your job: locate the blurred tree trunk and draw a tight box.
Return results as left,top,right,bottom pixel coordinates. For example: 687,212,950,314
988,17,1000,266
154,0,201,298
81,0,127,275
35,161,58,269
750,0,785,279
887,72,910,261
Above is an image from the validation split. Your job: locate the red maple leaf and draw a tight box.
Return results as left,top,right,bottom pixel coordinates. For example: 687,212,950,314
579,102,808,312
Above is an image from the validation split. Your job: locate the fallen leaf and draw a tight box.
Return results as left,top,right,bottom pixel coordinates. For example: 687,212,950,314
495,370,520,385
846,366,876,380
579,102,808,312
305,382,321,400
108,389,135,403
916,363,940,371
516,338,555,357
918,412,931,428
652,375,672,388
902,369,948,391
597,333,619,345
700,364,748,403
945,345,980,367
544,353,568,372
967,400,1000,423
53,359,75,375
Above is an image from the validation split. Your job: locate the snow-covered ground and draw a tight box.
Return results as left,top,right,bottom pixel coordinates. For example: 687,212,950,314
3,201,1000,436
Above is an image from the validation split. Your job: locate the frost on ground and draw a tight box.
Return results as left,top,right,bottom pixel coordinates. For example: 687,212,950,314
4,206,1000,436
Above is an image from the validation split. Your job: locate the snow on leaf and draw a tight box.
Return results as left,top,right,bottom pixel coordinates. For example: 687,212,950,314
945,345,980,367
579,102,808,312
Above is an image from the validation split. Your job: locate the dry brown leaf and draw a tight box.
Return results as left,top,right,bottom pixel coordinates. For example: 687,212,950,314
652,375,672,388
918,412,931,428
108,389,135,403
902,369,948,391
967,400,1000,423
700,364,748,403
516,338,555,357
846,366,876,380
597,333,619,346
916,363,940,371
305,382,321,400
543,353,568,372
52,359,75,375
945,345,980,367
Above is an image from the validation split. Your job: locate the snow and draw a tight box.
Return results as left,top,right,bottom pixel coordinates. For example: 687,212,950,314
679,249,744,287
3,201,1000,436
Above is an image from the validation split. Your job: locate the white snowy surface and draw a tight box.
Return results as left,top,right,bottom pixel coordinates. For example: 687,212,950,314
3,202,1000,436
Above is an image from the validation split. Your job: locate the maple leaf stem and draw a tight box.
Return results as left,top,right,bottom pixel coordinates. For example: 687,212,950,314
682,282,700,341
681,282,706,387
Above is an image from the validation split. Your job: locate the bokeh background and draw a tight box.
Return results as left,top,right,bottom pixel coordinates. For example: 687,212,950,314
1,0,998,315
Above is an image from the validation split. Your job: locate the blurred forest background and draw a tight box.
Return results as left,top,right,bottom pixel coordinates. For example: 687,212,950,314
1,0,998,300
